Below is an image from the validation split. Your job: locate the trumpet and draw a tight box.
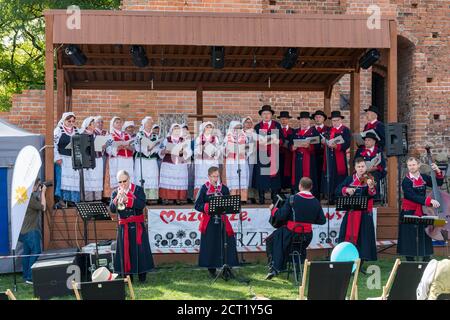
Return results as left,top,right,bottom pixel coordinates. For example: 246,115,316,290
116,189,127,211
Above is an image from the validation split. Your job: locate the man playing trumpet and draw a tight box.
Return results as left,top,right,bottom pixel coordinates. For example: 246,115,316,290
110,170,154,283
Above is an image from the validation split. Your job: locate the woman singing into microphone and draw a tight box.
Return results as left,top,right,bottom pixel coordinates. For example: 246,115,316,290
110,170,154,282
195,166,239,278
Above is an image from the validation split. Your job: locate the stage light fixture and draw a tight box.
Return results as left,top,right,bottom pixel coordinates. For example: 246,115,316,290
130,45,149,68
64,45,87,66
211,46,225,69
280,48,299,70
359,49,380,70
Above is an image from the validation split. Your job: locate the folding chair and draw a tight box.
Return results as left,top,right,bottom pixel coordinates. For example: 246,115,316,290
0,290,16,300
72,276,135,300
381,258,427,300
286,233,306,285
299,259,361,300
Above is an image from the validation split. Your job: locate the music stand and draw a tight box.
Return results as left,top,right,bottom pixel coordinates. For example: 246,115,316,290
75,202,111,269
208,195,241,282
401,215,446,260
336,196,369,211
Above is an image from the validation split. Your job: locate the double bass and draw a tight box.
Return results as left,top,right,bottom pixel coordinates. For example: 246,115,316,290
423,146,450,240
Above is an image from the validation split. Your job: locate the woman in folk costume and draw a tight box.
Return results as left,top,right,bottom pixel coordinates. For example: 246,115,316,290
335,158,377,265
223,121,249,202
80,116,103,201
54,112,80,204
290,112,321,198
397,156,444,261
159,123,192,204
94,116,107,136
195,166,239,277
110,170,154,283
106,117,135,191
242,116,258,204
134,117,161,203
194,121,221,199
122,121,137,139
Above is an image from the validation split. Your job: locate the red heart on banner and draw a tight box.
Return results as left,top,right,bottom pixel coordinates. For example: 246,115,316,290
160,210,176,224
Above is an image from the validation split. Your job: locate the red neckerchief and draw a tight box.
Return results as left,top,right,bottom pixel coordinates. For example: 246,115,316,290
205,181,223,195
365,120,379,130
361,146,378,158
259,121,278,177
406,172,426,187
63,125,75,135
323,125,346,176
297,191,315,199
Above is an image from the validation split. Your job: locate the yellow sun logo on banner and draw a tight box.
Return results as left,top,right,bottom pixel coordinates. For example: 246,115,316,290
15,186,29,205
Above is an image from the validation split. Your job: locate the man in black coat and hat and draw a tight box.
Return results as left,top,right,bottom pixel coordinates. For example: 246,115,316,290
253,105,283,204
363,105,385,150
278,111,294,193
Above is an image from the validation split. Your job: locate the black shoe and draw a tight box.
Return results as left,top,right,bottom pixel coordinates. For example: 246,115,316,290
265,270,277,280
138,273,147,283
208,268,217,278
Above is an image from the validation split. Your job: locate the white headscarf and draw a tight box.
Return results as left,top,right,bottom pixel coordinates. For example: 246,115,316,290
242,116,254,128
80,116,95,134
94,115,103,123
122,121,135,132
110,116,121,134
57,112,76,127
199,121,214,135
228,121,243,134
140,116,153,132
168,123,181,139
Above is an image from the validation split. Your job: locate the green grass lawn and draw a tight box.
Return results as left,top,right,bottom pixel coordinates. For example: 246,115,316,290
0,258,400,300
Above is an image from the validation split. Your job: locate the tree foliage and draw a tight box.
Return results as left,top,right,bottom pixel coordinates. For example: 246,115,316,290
0,0,120,111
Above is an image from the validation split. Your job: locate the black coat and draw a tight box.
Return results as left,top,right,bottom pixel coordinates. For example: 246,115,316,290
335,175,377,261
253,121,283,191
194,183,239,268
266,193,326,271
397,173,444,257
110,184,154,274
363,121,385,150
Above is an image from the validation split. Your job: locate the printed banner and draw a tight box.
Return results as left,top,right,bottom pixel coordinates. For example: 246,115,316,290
148,207,377,253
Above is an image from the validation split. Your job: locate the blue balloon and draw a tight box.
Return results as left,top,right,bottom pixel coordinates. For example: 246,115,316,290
330,242,359,273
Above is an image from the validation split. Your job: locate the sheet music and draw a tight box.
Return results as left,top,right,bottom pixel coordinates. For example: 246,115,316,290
203,143,217,157
365,153,381,171
327,135,345,145
94,135,109,152
65,141,72,150
226,142,246,155
141,137,162,152
293,136,320,147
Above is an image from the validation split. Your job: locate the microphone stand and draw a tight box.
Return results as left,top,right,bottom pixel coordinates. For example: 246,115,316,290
235,133,246,264
138,132,145,190
322,132,333,258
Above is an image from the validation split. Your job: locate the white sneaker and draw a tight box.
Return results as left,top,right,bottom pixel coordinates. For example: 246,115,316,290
25,280,33,285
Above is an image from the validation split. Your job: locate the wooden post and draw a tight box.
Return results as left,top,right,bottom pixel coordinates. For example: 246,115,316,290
387,20,398,209
44,14,55,250
56,70,65,122
324,86,332,126
66,84,73,112
350,71,361,164
195,86,203,130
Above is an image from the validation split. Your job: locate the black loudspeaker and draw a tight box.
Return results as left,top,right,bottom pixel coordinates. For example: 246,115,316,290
211,46,225,69
71,134,95,170
385,123,408,157
31,254,88,299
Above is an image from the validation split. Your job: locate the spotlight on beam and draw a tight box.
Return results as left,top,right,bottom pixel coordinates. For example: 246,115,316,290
64,45,87,66
211,46,225,69
280,48,299,70
359,49,380,69
130,45,149,68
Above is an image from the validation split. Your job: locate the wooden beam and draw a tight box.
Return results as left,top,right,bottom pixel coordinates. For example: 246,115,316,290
387,20,398,209
44,14,54,251
63,65,355,74
324,86,333,126
71,81,327,91
56,68,65,121
84,53,355,62
66,84,73,112
196,86,203,121
350,71,361,165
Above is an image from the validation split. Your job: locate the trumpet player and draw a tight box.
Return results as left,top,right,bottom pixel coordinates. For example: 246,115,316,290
335,158,378,269
110,170,154,283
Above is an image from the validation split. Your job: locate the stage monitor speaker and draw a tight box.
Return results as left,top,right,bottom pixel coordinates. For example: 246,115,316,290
71,133,95,170
31,254,88,299
385,123,408,157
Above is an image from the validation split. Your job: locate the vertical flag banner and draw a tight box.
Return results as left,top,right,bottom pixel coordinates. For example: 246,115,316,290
10,146,42,250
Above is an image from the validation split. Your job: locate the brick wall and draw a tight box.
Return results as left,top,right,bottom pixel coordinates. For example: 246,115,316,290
1,0,448,158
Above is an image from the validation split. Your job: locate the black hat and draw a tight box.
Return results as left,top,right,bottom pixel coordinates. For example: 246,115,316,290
297,111,312,120
363,131,380,141
277,111,292,119
258,105,275,115
330,110,344,119
311,110,328,120
364,105,380,117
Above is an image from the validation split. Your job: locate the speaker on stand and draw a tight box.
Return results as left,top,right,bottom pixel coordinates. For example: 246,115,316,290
385,123,408,212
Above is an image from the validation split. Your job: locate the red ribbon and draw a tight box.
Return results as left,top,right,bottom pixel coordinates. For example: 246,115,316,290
119,214,144,273
260,121,279,177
